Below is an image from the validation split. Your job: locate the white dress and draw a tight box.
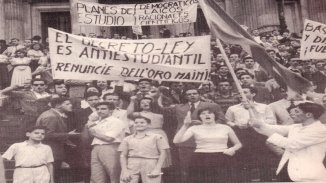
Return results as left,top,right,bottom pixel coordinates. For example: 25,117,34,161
10,57,32,86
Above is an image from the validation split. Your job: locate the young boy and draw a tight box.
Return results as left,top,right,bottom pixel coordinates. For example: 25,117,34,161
2,126,54,183
119,116,169,183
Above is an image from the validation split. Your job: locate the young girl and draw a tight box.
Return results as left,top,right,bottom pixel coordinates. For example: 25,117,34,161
173,108,242,183
119,116,169,183
10,49,32,86
2,126,54,183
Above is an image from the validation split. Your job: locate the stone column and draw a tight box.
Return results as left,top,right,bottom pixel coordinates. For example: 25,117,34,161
70,0,101,36
4,0,25,41
23,0,32,40
0,0,5,40
228,0,280,32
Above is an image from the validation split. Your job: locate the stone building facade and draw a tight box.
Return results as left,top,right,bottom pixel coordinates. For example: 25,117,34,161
0,0,326,42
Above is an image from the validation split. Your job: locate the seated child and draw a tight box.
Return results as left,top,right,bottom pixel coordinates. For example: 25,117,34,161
2,126,54,183
119,116,169,183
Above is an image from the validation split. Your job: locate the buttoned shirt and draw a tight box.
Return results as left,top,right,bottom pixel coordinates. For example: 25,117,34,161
2,141,53,167
112,108,131,133
118,132,169,159
32,91,51,99
225,102,276,126
188,101,200,109
267,121,326,181
91,116,126,145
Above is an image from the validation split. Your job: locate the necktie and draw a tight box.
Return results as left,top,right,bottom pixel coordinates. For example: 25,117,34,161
289,99,295,109
190,103,195,114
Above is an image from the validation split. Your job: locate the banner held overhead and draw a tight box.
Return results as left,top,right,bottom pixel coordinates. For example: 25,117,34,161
75,0,198,26
49,28,210,82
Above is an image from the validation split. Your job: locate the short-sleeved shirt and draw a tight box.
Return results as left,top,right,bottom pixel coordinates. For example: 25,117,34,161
185,124,232,153
118,132,169,159
91,116,126,145
225,102,276,126
2,141,54,167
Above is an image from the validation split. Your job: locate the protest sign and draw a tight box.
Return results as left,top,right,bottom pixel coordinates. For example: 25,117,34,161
300,19,326,60
75,0,198,26
48,28,210,82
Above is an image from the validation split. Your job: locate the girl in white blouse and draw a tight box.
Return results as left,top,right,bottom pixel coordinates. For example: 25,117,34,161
10,49,32,86
173,108,242,183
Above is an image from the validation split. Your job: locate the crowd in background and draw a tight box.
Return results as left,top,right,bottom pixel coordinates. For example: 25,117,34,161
0,26,325,183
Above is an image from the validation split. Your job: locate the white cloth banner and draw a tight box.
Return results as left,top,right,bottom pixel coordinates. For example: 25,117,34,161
300,19,326,60
49,28,211,82
75,0,198,26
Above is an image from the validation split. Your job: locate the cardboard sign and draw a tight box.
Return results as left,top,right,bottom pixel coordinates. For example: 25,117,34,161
300,19,326,60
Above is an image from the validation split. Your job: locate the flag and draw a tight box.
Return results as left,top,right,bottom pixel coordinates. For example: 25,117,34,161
199,0,311,93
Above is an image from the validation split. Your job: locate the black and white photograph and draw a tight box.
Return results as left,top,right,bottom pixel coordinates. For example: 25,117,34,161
0,0,326,182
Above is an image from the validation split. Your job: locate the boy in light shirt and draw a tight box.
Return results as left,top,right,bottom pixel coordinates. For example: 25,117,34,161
2,126,54,183
119,116,169,183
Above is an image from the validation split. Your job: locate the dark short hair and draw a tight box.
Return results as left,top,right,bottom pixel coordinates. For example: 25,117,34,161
234,68,247,73
26,125,48,133
15,49,26,55
239,72,255,79
229,53,239,57
218,79,231,85
197,107,218,121
102,93,120,100
242,86,258,94
94,101,116,110
134,116,151,124
266,49,276,53
31,43,43,50
288,102,325,119
138,78,152,84
185,88,199,94
315,60,325,65
53,79,65,86
85,91,101,99
50,97,70,108
31,78,46,85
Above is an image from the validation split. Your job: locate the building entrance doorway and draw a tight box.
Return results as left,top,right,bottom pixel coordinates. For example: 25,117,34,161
41,11,71,43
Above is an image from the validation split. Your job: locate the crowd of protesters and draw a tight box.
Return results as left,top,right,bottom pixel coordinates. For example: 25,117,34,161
0,26,325,183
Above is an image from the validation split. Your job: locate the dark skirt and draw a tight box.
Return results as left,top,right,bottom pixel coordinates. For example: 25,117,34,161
188,152,233,183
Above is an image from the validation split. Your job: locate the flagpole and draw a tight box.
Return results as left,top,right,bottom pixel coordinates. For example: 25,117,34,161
215,39,246,100
215,38,257,119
